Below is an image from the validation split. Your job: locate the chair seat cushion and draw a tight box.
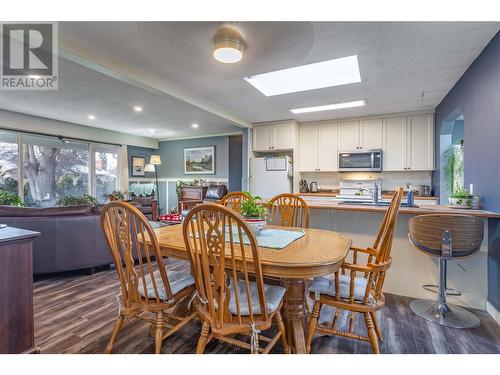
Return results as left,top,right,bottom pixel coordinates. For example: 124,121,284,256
138,269,194,302
309,274,375,305
226,280,286,316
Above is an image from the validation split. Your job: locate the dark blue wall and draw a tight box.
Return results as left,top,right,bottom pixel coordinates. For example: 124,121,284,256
228,135,243,191
127,145,157,179
434,31,500,310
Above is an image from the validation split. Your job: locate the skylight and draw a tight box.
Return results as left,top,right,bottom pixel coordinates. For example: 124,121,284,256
290,99,366,114
244,55,361,96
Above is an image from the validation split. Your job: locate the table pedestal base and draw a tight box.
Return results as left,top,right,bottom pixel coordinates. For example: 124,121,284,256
282,278,307,354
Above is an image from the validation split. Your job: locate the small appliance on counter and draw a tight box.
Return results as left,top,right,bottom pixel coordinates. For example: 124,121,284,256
417,185,431,197
335,180,382,201
310,181,318,193
299,180,309,193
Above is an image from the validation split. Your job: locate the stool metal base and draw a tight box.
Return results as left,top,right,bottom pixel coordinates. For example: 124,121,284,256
409,299,480,329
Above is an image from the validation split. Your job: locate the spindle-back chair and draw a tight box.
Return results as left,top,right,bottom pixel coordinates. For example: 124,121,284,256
183,203,290,354
268,193,310,228
306,187,404,353
219,191,250,214
100,201,196,354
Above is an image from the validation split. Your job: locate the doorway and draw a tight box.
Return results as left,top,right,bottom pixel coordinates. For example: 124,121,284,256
439,111,464,204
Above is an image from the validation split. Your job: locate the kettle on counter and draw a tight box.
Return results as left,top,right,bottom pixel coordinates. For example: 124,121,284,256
310,181,318,193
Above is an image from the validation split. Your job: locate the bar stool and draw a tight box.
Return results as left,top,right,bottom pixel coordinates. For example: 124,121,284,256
408,214,484,329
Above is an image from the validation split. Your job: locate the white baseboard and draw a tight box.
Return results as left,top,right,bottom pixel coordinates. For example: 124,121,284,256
486,301,500,326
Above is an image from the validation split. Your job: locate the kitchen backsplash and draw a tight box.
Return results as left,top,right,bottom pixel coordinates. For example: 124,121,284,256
299,171,432,192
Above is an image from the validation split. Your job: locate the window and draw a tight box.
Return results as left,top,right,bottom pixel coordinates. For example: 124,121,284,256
0,130,19,194
0,130,121,207
94,145,119,203
23,135,89,207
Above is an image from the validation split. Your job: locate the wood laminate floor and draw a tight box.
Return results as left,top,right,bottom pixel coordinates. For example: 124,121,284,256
33,259,500,354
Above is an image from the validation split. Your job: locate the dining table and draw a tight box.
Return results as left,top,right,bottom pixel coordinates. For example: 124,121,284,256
153,224,352,354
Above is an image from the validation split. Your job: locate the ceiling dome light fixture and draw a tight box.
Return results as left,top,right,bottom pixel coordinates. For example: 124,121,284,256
212,26,244,64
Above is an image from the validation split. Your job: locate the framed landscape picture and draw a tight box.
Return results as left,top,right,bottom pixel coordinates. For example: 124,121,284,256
131,156,146,176
184,146,215,174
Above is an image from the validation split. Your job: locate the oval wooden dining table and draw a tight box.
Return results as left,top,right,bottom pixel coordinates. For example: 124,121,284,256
153,224,352,354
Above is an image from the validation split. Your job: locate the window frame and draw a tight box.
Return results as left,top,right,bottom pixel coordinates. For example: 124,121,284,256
0,129,121,205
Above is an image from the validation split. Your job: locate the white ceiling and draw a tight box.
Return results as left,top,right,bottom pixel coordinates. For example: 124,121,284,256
0,22,498,140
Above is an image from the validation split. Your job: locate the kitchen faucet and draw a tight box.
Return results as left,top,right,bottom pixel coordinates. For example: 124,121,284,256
359,182,379,204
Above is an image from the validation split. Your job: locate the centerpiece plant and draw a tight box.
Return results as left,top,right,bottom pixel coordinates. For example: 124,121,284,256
239,192,268,233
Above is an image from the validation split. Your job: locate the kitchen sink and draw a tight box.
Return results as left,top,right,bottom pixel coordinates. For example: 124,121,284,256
337,200,418,207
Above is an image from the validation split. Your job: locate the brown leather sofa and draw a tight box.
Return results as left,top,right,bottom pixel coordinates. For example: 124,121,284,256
0,205,112,275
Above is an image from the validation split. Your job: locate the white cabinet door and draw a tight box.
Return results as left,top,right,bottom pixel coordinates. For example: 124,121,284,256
253,126,271,151
407,114,434,170
360,119,383,150
338,121,360,151
383,117,407,171
318,123,338,171
299,125,318,172
272,123,294,150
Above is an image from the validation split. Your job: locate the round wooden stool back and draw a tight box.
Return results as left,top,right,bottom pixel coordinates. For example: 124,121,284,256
409,214,484,258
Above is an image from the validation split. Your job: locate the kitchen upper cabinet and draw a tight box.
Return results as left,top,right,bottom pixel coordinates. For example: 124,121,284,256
338,121,360,151
382,114,434,171
299,123,338,172
253,122,295,151
407,114,434,170
253,126,271,151
360,119,383,150
339,119,382,151
299,125,318,172
383,117,407,171
318,123,338,171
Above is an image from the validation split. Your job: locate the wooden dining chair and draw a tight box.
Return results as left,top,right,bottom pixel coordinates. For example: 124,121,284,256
268,193,310,228
182,203,290,354
305,187,404,354
100,201,196,354
219,191,250,213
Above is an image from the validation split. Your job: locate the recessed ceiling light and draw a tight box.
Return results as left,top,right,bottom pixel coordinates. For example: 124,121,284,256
212,26,244,64
133,106,143,112
290,99,366,114
244,55,361,96
149,129,156,133
192,123,199,128
88,115,96,120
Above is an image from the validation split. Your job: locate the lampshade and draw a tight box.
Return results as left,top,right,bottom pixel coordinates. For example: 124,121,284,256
144,163,155,172
149,155,161,165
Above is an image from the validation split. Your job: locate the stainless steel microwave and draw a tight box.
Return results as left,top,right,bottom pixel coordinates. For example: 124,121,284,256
338,149,382,172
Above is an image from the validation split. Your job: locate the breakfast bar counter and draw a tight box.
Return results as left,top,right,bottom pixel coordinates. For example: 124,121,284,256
300,199,500,218
297,197,499,310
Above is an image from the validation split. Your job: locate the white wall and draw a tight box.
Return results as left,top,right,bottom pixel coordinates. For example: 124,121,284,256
0,109,158,149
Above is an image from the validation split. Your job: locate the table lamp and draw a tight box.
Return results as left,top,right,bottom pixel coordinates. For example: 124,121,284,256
149,155,162,218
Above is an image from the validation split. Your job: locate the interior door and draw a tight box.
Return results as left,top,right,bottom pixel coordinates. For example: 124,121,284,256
383,117,407,171
318,123,338,171
299,125,318,171
338,121,360,151
360,119,383,150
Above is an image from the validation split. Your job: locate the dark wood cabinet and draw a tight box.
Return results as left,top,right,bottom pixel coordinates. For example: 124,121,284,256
177,186,208,213
0,226,40,354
